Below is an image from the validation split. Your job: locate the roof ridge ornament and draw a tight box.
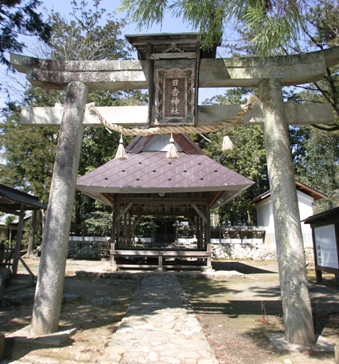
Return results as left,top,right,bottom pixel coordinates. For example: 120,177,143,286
164,43,185,54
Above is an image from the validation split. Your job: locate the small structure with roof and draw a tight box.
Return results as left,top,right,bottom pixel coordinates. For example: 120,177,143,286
77,133,254,270
253,181,326,251
0,184,46,275
10,32,339,342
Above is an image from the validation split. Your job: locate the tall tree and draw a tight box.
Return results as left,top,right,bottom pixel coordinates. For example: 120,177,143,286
236,1,339,130
197,88,268,226
290,124,339,211
0,0,51,67
119,0,305,55
0,0,145,238
286,1,339,131
0,88,59,203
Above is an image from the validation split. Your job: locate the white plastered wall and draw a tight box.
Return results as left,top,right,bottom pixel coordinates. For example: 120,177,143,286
255,190,315,250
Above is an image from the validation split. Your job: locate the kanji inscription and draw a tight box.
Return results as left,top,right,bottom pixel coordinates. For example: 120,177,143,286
155,67,195,125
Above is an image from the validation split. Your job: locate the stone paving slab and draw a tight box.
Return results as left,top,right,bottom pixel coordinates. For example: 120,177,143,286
266,332,335,352
104,274,219,364
6,325,77,346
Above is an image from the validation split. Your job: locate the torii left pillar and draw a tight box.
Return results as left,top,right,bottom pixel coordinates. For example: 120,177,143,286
31,82,88,335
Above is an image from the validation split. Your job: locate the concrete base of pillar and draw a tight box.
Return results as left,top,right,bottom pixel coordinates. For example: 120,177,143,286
266,332,335,352
7,325,76,346
201,267,214,272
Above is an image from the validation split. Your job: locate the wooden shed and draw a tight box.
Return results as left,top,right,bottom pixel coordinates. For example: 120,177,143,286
0,184,46,275
76,133,254,270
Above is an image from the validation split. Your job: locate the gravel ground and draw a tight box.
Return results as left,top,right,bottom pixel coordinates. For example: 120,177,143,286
0,258,338,364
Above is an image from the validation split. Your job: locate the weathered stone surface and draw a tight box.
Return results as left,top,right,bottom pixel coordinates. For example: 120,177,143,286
68,240,109,260
91,297,116,306
10,47,339,90
7,324,77,347
62,293,80,303
30,82,88,336
19,102,333,127
260,78,315,346
106,275,219,364
66,239,313,262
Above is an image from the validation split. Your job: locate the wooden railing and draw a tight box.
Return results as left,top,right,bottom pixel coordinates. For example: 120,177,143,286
111,249,212,271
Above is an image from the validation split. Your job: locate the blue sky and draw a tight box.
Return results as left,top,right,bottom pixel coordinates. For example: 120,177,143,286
1,0,234,105
40,0,196,37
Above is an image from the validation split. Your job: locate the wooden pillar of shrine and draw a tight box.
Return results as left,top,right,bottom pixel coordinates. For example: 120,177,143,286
12,204,25,275
205,205,212,269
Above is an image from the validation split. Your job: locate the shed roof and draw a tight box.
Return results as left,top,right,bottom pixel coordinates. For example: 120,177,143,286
252,180,326,204
304,206,339,224
76,134,254,208
0,184,47,214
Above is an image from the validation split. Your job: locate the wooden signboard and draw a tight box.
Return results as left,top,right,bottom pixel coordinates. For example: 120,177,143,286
304,207,339,283
314,224,339,269
154,66,195,125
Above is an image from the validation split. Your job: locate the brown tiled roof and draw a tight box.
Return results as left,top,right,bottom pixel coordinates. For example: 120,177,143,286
76,134,254,206
126,134,204,154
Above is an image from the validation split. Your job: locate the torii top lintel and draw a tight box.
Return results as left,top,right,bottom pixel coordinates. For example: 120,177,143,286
124,32,220,60
10,38,339,91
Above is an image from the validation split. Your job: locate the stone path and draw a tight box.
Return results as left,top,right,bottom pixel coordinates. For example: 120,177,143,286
103,274,219,364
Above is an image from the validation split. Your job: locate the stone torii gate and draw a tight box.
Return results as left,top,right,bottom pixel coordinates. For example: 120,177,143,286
10,38,339,347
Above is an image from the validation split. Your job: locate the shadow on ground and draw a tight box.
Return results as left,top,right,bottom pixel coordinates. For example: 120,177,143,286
212,260,277,274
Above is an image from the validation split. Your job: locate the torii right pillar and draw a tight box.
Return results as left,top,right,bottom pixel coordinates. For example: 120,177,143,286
259,78,315,345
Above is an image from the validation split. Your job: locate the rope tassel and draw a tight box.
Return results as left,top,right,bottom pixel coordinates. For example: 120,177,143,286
222,134,233,152
115,134,127,160
166,134,180,159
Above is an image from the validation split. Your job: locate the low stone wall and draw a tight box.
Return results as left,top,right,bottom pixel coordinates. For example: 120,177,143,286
68,237,110,260
212,242,314,262
211,242,276,261
67,237,314,262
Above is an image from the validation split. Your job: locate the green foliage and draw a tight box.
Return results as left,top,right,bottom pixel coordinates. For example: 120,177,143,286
0,90,58,202
291,125,339,211
277,1,339,132
119,0,305,54
303,0,339,48
134,217,159,237
84,208,112,236
118,0,169,31
48,0,130,61
198,88,268,225
0,0,144,236
79,89,147,176
5,215,15,227
0,0,51,67
244,4,299,55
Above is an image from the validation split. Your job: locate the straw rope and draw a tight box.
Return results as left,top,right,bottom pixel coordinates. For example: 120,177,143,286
86,94,260,136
